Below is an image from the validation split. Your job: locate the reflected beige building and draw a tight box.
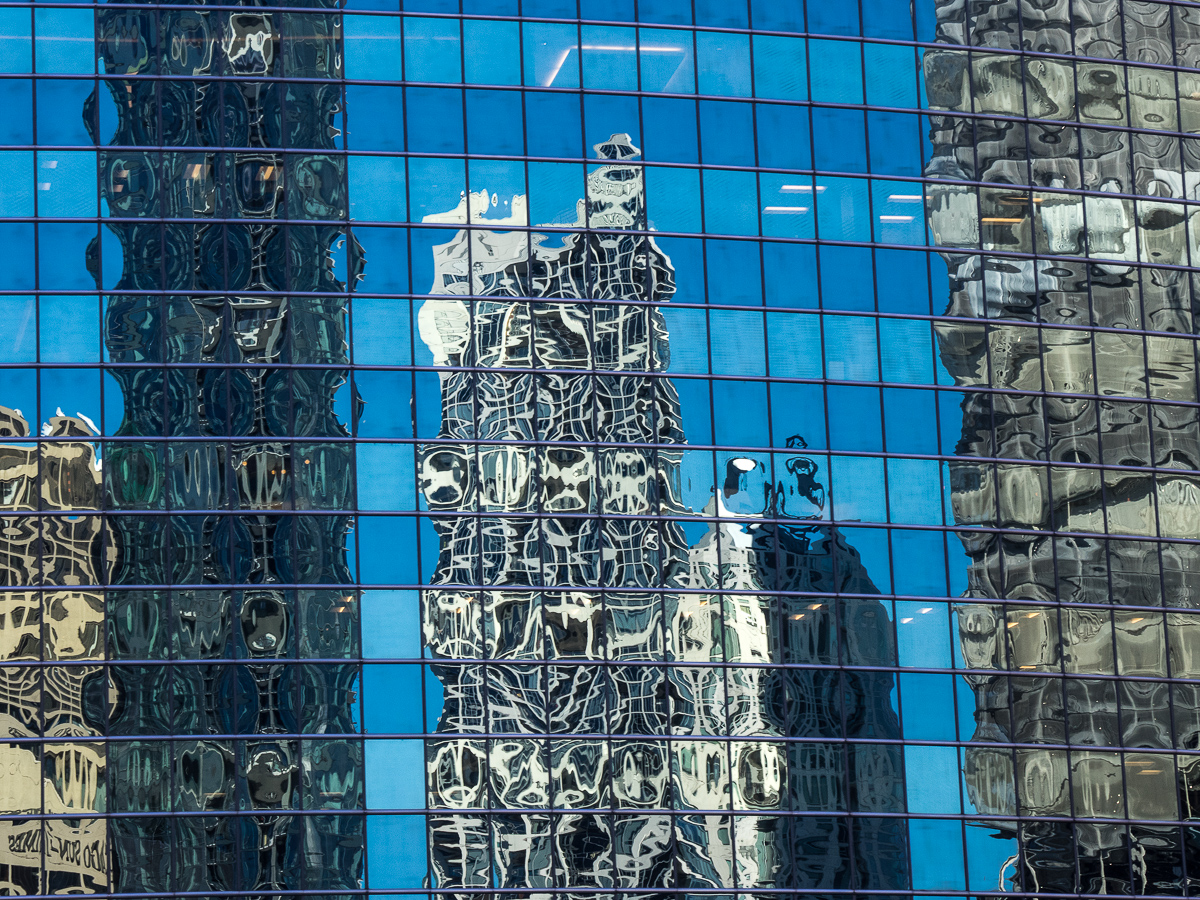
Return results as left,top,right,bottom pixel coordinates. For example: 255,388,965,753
0,407,109,894
925,0,1200,892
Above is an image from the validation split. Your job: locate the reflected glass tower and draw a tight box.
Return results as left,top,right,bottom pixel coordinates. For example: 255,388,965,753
926,0,1200,892
91,1,362,894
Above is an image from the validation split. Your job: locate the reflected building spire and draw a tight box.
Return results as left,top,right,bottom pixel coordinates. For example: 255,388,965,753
419,134,701,895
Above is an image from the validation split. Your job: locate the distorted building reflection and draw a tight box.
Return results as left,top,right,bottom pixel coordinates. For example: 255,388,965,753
925,0,1200,892
0,409,109,895
94,4,361,894
419,134,704,894
679,442,907,895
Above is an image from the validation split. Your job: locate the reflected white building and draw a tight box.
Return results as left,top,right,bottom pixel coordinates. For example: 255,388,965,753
419,135,700,894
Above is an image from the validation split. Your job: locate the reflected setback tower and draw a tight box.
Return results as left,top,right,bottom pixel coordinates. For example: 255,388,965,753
678,450,907,896
925,0,1200,892
95,3,362,895
418,135,701,894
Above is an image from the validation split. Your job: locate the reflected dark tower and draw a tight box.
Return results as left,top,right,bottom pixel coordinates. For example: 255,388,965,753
679,442,908,895
925,0,1200,893
418,135,704,895
95,2,362,895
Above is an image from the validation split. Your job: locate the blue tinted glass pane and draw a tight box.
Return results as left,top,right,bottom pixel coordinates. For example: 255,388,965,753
523,0,578,16
807,0,861,35
699,101,754,166
407,158,465,221
404,17,461,83
813,108,867,173
883,387,939,454
463,20,521,85
0,150,33,215
0,81,31,145
405,87,464,153
641,97,698,163
34,9,93,75
364,741,425,806
824,318,879,380
873,180,928,245
712,379,769,446
0,297,35,362
646,166,701,233
752,35,806,100
0,9,30,73
346,85,404,151
816,176,871,241
466,89,524,155
868,111,921,175
863,0,914,38
756,104,811,170
529,162,583,225
880,318,935,383
40,296,99,363
639,28,694,93
765,243,818,307
766,312,822,377
638,0,691,25
760,174,815,239
39,223,94,289
876,248,930,313
865,42,919,107
582,0,634,19
524,22,579,88
363,667,422,731
344,14,403,80
581,25,638,92
349,156,407,222
695,32,751,97
354,226,410,294
808,38,864,103
525,91,583,158
706,239,762,306
403,0,457,10
36,79,92,145
751,0,802,31
365,816,427,888
819,244,874,311
703,169,758,236
695,0,747,28
362,591,421,658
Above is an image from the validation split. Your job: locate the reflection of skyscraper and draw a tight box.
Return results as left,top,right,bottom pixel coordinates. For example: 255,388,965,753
94,4,361,895
418,135,698,894
925,1,1200,892
0,409,109,895
679,447,908,895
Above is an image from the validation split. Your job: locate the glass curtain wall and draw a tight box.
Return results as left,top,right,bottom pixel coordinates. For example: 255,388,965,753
3,0,1200,897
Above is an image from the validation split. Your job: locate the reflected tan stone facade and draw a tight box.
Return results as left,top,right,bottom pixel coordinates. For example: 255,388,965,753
0,407,109,894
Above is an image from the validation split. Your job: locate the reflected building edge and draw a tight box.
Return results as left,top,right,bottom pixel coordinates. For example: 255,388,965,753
13,1,370,893
926,0,1200,893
